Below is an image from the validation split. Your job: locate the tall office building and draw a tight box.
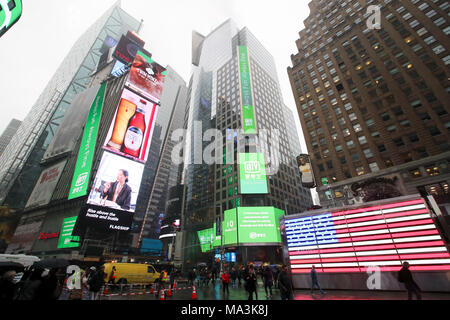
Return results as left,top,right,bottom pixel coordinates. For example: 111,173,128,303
0,119,21,156
0,1,142,209
288,0,450,207
132,66,187,246
181,20,313,268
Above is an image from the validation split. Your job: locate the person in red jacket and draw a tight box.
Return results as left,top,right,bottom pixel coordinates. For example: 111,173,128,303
221,270,230,297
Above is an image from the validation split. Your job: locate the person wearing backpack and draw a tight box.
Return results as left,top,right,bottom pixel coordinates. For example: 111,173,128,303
398,262,422,300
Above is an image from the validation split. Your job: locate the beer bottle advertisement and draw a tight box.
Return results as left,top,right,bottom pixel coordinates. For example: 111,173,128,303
103,88,157,163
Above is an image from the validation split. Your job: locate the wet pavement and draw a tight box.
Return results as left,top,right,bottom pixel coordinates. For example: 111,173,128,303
100,280,450,300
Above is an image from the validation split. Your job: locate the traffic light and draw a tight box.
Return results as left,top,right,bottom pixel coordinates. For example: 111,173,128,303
0,0,22,38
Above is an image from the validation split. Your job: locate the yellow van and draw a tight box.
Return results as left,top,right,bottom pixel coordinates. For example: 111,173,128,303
104,263,164,285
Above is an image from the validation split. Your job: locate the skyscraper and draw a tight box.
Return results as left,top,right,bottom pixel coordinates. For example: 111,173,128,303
0,119,21,156
181,20,313,268
0,1,142,209
288,0,450,207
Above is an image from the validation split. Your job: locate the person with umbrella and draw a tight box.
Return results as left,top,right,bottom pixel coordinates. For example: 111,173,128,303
0,270,17,300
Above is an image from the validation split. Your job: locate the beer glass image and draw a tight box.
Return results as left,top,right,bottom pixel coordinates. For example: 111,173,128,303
107,98,137,151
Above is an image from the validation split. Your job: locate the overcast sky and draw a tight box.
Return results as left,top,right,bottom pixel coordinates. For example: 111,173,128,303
0,0,312,145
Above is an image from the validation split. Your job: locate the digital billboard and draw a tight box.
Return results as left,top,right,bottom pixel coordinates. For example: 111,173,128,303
26,160,67,208
113,34,142,65
237,46,257,134
284,198,450,274
125,50,167,104
197,228,214,253
239,153,268,194
224,208,238,246
57,217,80,249
103,88,158,163
0,0,22,38
68,83,106,200
237,207,284,244
296,154,316,188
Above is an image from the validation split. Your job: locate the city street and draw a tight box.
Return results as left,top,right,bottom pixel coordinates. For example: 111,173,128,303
100,280,450,301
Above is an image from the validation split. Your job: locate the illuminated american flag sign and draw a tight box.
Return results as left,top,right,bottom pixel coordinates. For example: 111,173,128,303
285,198,450,273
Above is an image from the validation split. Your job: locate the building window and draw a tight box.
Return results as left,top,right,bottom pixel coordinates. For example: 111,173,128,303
409,169,422,178
394,138,405,146
428,126,441,136
408,133,419,142
425,166,440,176
369,162,379,172
378,144,387,152
358,136,367,144
363,148,373,158
356,166,365,176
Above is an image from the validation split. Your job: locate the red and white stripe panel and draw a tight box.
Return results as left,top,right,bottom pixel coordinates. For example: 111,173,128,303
286,199,450,273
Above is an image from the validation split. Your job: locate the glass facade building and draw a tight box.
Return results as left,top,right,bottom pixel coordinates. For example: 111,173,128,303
0,1,142,209
181,20,313,268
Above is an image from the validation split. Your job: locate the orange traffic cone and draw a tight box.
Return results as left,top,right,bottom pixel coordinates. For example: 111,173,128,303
103,285,108,295
192,285,197,299
150,284,154,294
160,289,165,300
167,286,172,297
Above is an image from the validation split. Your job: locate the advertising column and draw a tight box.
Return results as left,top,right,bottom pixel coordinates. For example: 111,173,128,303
76,50,167,233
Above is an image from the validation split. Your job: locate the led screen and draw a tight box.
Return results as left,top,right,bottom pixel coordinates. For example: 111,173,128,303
197,228,214,253
285,198,450,273
0,0,22,38
224,208,238,246
57,217,80,249
239,153,268,194
237,207,284,244
237,46,257,134
103,88,158,163
125,50,167,104
68,83,106,200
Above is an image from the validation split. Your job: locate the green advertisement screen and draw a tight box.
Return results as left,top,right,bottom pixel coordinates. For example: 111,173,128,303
213,223,222,248
237,207,284,244
238,46,257,134
223,209,238,246
239,153,268,194
197,228,214,253
0,0,22,38
57,217,80,249
68,83,106,200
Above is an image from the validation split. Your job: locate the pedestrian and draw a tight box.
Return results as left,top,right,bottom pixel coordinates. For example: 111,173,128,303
188,268,196,286
0,270,17,300
278,265,294,300
244,266,258,300
262,266,274,298
88,266,105,300
398,262,422,300
310,265,325,295
221,270,230,297
36,268,61,300
230,268,237,288
157,269,167,295
108,266,117,290
15,267,44,300
274,266,280,289
237,265,243,287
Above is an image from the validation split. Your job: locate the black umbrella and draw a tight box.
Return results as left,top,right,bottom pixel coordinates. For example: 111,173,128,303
34,258,70,269
0,261,25,273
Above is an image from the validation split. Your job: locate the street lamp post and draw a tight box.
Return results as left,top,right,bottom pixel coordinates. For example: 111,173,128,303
216,204,224,274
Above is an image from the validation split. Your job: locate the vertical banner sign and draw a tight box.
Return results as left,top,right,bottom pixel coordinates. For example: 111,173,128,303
58,217,80,249
68,83,106,200
224,208,238,246
239,153,268,194
238,46,257,134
